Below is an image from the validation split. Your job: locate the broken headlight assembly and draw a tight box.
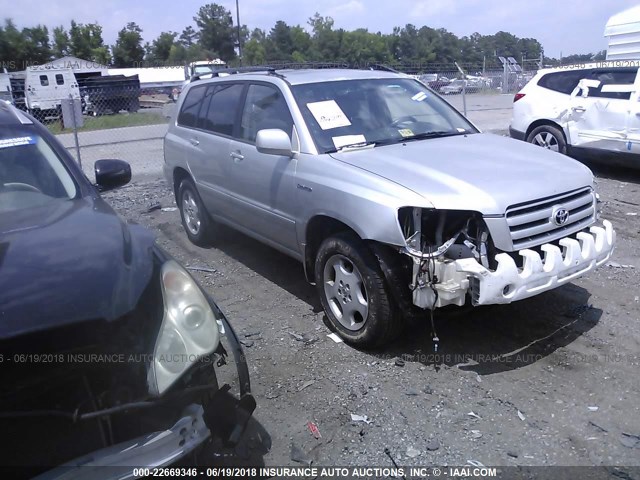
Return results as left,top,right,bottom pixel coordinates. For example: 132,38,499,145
398,207,493,310
399,207,491,265
148,260,221,396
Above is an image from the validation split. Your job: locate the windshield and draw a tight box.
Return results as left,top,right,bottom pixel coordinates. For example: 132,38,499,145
292,78,476,153
0,127,77,213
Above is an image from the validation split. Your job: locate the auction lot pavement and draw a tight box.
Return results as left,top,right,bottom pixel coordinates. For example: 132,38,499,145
98,94,640,471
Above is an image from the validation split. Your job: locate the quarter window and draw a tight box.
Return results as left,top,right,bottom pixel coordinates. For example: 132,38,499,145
177,86,207,128
39,75,49,87
537,70,591,95
240,84,293,142
55,74,64,85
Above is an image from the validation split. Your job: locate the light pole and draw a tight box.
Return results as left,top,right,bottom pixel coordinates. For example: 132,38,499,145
235,0,242,62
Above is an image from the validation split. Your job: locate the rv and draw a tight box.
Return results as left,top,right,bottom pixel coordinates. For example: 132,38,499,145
10,66,80,115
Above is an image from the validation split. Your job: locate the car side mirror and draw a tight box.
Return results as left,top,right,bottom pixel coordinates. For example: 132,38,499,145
255,129,293,157
95,159,131,191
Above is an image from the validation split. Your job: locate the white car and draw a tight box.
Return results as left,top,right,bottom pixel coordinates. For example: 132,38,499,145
510,62,640,160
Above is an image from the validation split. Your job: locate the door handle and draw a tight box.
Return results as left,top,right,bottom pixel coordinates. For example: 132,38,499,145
230,151,244,162
189,138,199,146
572,106,586,113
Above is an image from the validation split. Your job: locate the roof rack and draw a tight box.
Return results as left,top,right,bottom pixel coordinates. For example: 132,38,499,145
188,62,403,83
190,66,283,83
367,64,400,73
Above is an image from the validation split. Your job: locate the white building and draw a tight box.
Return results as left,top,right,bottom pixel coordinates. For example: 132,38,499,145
605,6,640,60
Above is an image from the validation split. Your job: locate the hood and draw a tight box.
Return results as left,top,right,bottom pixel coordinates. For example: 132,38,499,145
329,133,594,214
0,197,157,340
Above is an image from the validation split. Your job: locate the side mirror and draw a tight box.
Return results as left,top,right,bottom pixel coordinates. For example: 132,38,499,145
256,129,293,157
95,159,131,191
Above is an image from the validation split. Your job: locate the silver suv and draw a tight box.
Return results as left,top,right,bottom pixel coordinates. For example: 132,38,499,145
164,68,615,347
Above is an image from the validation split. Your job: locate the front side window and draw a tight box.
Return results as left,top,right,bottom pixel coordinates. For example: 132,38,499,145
55,74,64,85
0,127,77,213
39,75,49,87
292,78,476,153
199,83,244,136
240,84,293,142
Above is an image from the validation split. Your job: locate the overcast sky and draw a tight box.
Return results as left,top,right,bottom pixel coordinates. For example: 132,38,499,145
2,0,638,58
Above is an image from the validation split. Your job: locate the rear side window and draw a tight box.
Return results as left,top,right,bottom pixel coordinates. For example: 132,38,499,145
588,68,637,100
55,74,64,85
177,86,207,128
39,75,49,87
537,70,591,95
240,84,293,142
199,83,244,136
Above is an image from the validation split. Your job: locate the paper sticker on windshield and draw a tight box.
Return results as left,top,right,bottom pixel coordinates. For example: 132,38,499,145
332,134,366,149
0,136,36,149
398,129,414,137
307,100,351,130
411,92,428,102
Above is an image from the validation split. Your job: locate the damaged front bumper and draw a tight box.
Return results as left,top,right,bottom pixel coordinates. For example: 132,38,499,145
35,404,211,480
412,220,615,308
34,313,256,480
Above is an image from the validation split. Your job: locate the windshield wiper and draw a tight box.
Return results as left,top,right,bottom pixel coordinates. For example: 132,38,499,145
401,130,467,142
325,141,376,154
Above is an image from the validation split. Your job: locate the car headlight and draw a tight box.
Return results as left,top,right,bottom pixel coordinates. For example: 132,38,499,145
148,260,221,396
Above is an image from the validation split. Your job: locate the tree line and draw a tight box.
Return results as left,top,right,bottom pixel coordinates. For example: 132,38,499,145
0,3,604,71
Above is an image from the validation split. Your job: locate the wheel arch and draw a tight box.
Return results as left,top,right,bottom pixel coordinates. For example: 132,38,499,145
172,167,192,200
525,119,568,143
303,215,364,283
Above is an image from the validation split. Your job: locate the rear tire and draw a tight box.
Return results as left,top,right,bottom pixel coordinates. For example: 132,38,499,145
526,125,567,155
178,178,214,247
314,232,403,348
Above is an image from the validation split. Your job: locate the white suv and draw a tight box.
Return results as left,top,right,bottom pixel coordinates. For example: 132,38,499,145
510,62,640,160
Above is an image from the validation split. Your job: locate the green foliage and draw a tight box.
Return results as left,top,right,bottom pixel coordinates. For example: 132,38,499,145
52,26,70,58
193,3,237,62
0,7,604,72
112,22,145,67
147,31,178,63
69,21,107,63
179,26,198,47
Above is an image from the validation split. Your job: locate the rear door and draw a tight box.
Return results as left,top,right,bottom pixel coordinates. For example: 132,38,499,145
568,67,639,152
195,82,246,222
26,72,51,110
226,82,299,253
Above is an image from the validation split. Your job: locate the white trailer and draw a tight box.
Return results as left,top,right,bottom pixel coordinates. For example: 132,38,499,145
23,66,80,114
107,67,185,90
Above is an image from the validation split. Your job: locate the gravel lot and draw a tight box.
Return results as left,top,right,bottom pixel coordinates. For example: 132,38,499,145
96,94,640,475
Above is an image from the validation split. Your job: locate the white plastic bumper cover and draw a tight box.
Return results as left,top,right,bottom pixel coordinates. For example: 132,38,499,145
455,220,615,305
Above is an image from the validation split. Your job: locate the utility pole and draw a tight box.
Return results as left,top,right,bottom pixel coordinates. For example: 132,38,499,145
539,49,543,69
235,0,242,62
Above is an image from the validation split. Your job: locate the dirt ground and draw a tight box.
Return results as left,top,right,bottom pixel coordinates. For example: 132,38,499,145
102,156,640,473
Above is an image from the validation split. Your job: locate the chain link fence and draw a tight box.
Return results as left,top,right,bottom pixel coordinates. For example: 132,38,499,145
6,60,540,181
12,84,176,181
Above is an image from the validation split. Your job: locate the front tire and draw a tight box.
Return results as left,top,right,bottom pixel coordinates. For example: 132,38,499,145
314,232,403,347
178,178,213,247
526,125,567,155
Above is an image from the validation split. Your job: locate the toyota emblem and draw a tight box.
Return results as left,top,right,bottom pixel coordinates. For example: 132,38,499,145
552,206,570,226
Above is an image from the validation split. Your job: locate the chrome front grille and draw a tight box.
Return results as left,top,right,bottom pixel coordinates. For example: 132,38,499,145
506,187,596,250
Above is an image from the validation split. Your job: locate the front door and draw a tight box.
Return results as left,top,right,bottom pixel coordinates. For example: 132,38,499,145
226,82,299,253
